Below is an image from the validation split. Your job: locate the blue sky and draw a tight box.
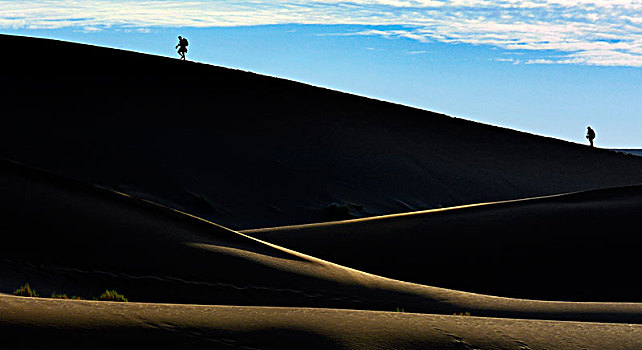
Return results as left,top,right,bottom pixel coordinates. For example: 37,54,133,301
1,1,641,147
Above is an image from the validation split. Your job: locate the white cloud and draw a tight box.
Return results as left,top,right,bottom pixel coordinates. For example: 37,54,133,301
79,26,103,33
1,0,641,67
524,58,556,64
493,57,516,62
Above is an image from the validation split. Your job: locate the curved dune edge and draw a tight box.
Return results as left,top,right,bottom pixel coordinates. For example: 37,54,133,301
2,158,642,325
244,184,642,232
1,294,641,350
243,192,575,232
244,184,642,301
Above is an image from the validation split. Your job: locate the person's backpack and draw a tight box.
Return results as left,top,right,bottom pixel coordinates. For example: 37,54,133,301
181,38,189,47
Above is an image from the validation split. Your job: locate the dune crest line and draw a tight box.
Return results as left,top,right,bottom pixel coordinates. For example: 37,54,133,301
1,158,641,325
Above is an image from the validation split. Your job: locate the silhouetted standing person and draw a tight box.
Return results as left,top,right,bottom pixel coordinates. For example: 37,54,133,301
586,126,596,147
176,36,188,60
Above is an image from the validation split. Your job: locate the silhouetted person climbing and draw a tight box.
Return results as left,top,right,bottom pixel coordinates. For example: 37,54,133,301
176,36,188,60
586,126,596,147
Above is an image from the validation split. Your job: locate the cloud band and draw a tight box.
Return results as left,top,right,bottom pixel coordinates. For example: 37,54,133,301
1,0,641,66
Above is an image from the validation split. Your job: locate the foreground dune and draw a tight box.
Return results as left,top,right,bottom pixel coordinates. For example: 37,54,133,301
2,294,641,350
3,34,642,229
246,185,642,302
2,159,642,325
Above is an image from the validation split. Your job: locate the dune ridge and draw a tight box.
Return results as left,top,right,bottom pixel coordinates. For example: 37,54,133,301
2,158,642,325
4,34,642,229
2,34,642,348
246,184,642,301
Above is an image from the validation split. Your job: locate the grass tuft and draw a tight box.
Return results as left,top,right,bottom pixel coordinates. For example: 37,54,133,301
13,283,38,297
97,290,128,302
51,292,70,299
12,284,120,302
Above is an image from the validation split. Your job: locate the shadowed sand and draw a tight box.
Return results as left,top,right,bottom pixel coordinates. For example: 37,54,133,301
1,160,642,348
2,294,641,350
2,159,642,326
4,34,642,229
245,185,642,301
2,34,642,348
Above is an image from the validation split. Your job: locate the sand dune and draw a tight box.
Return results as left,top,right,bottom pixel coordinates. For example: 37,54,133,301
2,34,641,348
3,34,642,229
2,294,641,350
2,159,642,349
2,159,641,326
246,185,642,302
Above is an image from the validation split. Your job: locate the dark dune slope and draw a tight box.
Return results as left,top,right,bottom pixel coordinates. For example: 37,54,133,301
3,34,642,229
2,159,642,324
246,186,642,302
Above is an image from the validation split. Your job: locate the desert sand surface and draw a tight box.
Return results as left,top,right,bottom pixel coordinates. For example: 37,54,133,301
246,185,642,301
3,158,641,323
2,34,642,348
2,158,642,348
2,294,641,350
4,34,642,229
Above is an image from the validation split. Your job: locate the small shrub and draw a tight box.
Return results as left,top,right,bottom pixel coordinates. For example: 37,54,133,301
396,307,405,313
51,292,70,299
51,292,83,300
13,283,38,297
97,290,128,302
453,311,471,316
